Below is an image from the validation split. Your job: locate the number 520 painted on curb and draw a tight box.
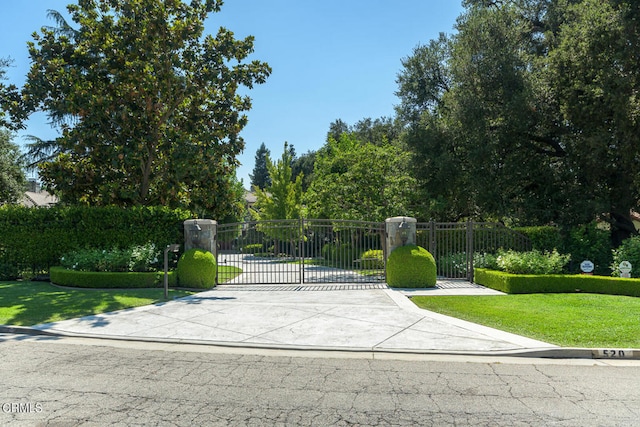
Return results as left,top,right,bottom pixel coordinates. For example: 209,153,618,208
594,349,634,358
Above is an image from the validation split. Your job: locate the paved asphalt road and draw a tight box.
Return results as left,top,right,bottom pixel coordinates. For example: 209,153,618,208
2,335,639,426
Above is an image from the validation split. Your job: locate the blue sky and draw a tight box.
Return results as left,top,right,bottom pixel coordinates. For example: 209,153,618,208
1,1,464,186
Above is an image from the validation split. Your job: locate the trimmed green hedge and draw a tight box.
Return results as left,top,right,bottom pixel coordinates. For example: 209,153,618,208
387,245,437,288
50,266,177,289
474,268,640,297
0,205,191,276
514,226,562,251
177,249,217,289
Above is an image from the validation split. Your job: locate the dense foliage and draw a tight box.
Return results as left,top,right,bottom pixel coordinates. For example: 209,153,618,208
305,132,415,222
513,226,563,252
60,243,161,272
20,0,270,218
495,249,570,275
251,143,304,248
50,266,172,289
361,249,384,270
253,143,303,221
611,236,640,278
0,129,26,204
396,0,640,244
0,58,26,130
0,205,190,277
249,143,271,190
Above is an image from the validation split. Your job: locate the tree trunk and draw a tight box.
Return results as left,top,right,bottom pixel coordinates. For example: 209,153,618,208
610,210,637,248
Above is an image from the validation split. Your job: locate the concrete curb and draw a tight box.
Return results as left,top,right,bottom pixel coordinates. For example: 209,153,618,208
2,324,638,360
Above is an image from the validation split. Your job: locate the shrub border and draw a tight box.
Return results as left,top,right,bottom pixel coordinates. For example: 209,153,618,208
50,266,177,289
474,268,640,297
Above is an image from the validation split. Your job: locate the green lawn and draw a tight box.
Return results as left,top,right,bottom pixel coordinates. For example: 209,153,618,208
412,294,640,348
0,281,195,326
218,265,243,282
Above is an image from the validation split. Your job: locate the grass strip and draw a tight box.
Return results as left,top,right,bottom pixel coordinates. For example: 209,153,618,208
0,281,194,326
412,294,640,348
218,265,243,282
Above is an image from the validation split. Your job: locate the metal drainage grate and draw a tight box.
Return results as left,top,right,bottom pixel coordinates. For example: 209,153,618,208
216,283,389,292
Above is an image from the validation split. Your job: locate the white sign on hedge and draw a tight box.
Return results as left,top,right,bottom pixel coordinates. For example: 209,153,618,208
580,260,594,274
619,261,632,278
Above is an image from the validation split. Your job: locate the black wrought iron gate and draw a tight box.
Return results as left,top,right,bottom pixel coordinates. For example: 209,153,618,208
216,219,386,285
215,219,531,284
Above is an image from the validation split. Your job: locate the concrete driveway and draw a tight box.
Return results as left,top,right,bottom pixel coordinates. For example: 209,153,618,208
29,282,557,355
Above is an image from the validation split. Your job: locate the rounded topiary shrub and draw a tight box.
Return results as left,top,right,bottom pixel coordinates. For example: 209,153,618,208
386,245,437,288
177,249,217,289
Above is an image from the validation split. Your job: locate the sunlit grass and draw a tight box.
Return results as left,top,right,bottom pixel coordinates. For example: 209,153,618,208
0,281,194,326
412,293,640,348
217,265,243,282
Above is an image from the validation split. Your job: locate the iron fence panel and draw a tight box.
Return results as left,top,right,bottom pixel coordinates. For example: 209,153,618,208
216,219,386,284
416,221,531,280
216,219,302,284
302,219,386,284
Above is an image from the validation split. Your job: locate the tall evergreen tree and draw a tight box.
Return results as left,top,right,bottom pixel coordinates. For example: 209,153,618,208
249,142,271,190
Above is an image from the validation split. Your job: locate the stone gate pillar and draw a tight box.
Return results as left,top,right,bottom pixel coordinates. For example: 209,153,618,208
183,219,217,253
385,216,417,260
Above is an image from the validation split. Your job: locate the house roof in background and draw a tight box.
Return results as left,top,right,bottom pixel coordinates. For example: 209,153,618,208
21,191,58,207
244,191,257,204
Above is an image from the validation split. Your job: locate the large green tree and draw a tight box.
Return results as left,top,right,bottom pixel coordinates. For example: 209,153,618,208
0,60,27,204
22,0,270,218
252,142,304,253
0,58,28,131
252,142,303,221
545,0,640,245
291,150,316,192
397,0,640,244
305,131,416,222
0,130,27,204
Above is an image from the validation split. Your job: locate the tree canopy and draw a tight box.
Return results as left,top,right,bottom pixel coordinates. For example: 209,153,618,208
305,130,416,222
396,0,640,244
0,58,27,131
291,150,316,192
20,0,270,218
0,130,26,205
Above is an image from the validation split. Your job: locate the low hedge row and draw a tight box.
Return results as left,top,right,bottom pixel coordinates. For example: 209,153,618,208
474,268,640,297
50,266,177,289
